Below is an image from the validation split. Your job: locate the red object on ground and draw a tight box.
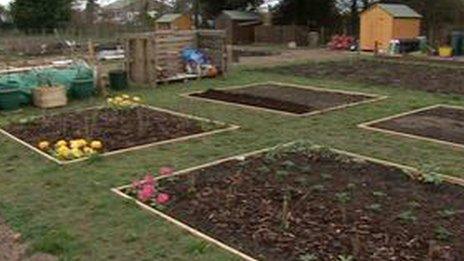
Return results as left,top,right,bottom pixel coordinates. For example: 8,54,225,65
328,35,355,50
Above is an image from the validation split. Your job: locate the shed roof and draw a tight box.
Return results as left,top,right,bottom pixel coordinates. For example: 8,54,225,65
156,13,182,23
222,10,260,21
376,4,422,18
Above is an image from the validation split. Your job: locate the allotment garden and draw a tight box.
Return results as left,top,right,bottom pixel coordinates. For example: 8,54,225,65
1,56,464,260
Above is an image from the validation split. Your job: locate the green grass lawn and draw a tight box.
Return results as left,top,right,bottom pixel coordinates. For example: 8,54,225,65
1,65,464,260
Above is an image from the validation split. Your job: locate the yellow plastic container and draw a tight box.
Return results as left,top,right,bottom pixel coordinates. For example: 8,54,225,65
439,46,453,57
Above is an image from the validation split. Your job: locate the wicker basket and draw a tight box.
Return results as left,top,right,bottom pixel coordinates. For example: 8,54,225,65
32,86,68,109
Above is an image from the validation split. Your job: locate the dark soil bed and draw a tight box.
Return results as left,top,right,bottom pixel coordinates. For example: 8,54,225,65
378,56,464,68
3,106,219,152
263,59,464,95
124,144,464,260
368,106,464,146
191,84,372,115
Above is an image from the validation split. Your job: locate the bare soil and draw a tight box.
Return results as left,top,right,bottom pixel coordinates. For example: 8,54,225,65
237,49,352,67
378,55,464,68
0,217,57,261
191,84,372,115
125,147,464,260
265,59,464,95
3,107,217,152
369,106,464,146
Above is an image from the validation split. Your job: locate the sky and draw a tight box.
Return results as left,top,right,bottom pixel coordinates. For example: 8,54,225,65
0,0,113,6
0,0,280,8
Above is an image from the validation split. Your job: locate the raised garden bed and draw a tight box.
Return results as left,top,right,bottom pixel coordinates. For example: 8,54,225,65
263,59,464,96
0,105,238,165
359,105,464,149
185,82,385,116
113,142,464,261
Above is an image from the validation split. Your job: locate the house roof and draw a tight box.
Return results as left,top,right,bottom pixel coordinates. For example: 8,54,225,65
222,10,260,21
103,0,170,12
156,13,182,23
377,4,422,18
104,0,133,10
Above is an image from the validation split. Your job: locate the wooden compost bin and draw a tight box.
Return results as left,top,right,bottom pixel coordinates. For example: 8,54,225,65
125,30,229,87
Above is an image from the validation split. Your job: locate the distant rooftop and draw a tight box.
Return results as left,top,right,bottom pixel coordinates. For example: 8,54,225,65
104,0,133,9
377,4,422,18
156,13,182,23
222,10,260,21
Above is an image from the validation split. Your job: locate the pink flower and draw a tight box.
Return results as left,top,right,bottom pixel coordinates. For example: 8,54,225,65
156,193,170,205
132,180,141,189
142,174,155,186
137,185,155,202
158,166,174,176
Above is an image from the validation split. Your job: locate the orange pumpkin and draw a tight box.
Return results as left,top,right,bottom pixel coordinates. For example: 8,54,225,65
208,66,218,78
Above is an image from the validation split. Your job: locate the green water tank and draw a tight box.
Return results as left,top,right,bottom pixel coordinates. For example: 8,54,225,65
109,70,128,90
70,77,95,99
451,31,464,56
0,87,22,111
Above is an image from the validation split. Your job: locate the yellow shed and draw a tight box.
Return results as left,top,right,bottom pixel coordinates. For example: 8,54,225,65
360,4,422,51
155,13,193,31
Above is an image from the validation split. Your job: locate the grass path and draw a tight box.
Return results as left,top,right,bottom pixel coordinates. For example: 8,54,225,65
1,67,464,260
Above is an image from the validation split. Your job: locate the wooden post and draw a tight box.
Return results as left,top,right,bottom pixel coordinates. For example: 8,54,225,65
88,40,108,97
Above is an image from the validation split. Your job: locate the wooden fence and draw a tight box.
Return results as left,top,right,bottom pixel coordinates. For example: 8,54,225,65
254,25,310,46
0,25,151,56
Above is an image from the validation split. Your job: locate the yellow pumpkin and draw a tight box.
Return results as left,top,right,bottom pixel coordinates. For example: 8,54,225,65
56,146,71,159
55,140,67,148
70,140,80,149
90,140,103,150
38,141,50,151
83,147,96,155
71,147,84,159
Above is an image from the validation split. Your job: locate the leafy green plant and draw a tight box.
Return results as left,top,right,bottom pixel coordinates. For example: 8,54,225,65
321,173,333,180
365,203,382,212
336,192,351,223
311,184,325,192
336,192,351,204
287,140,315,154
408,201,421,209
372,191,387,198
282,160,297,171
338,255,354,261
18,116,38,125
264,148,283,164
299,253,318,261
298,165,312,173
257,165,271,174
335,154,354,164
420,164,443,185
398,210,417,223
314,146,335,158
347,183,356,190
276,170,290,182
438,208,456,218
435,226,453,241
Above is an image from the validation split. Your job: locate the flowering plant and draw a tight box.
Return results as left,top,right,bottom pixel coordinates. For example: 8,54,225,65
107,94,142,110
37,138,104,161
130,167,174,206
